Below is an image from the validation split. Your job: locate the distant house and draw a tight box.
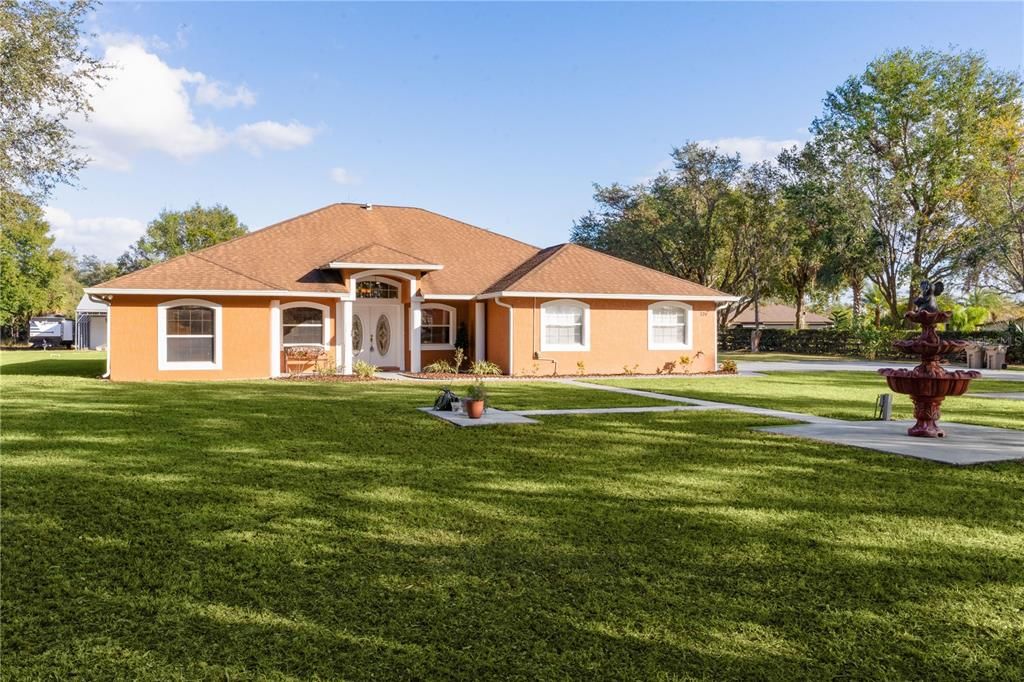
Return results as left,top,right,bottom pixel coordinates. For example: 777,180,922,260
728,303,833,330
85,203,738,381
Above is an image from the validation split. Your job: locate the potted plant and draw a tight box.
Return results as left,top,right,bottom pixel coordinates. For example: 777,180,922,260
464,379,487,419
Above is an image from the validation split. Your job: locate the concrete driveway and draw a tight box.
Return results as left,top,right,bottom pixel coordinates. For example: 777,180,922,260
735,358,1024,382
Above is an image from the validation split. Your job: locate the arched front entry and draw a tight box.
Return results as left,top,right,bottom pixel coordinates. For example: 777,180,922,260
351,275,403,369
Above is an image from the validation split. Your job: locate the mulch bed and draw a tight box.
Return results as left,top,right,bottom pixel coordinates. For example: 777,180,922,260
273,374,379,383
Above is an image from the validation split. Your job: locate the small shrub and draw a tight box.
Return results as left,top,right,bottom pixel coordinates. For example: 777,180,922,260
452,347,466,373
470,360,502,376
576,360,586,376
657,361,677,375
423,359,457,374
678,355,692,374
719,358,738,374
622,364,639,376
353,359,378,379
314,358,337,377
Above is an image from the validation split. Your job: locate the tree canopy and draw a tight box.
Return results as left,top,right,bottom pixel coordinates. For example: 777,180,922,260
0,0,106,201
117,203,248,273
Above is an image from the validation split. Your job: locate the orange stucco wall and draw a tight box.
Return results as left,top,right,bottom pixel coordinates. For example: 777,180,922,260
487,297,718,376
108,293,718,381
109,295,336,382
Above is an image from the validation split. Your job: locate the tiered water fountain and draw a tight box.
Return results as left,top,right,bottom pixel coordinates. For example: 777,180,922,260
877,281,981,438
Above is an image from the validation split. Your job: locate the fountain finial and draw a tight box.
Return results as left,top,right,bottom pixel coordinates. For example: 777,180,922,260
913,280,943,313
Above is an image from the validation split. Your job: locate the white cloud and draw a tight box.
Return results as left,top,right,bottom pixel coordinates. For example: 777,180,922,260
696,136,804,164
329,167,358,185
235,121,317,154
195,80,256,109
72,35,314,170
43,206,145,261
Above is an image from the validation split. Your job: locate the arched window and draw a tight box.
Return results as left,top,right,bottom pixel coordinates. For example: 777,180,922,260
540,300,590,351
355,278,399,299
281,304,327,346
158,299,222,370
648,302,691,350
421,304,456,349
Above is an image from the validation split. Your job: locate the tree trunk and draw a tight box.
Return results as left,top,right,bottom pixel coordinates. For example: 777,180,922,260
850,277,863,323
794,288,806,330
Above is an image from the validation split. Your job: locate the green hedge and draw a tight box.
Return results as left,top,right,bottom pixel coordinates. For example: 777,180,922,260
719,326,1023,364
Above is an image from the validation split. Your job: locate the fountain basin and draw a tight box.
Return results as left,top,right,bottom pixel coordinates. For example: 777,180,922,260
878,368,981,398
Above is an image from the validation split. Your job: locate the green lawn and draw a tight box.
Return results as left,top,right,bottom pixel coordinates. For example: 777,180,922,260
463,380,682,410
595,372,1024,431
3,352,1024,679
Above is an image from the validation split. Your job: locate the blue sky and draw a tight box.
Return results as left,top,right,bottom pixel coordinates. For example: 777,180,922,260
47,2,1024,260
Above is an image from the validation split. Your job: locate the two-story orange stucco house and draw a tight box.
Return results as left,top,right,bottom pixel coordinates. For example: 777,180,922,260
84,203,738,381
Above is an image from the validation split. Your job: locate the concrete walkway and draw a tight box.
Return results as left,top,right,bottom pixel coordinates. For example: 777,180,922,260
757,421,1024,466
970,392,1024,401
416,376,1022,466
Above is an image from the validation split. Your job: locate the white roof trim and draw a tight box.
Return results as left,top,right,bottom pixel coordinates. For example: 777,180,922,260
84,287,346,299
326,262,443,271
476,291,740,302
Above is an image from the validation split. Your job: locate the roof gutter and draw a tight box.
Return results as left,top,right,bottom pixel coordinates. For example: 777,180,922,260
476,291,740,302
83,287,347,298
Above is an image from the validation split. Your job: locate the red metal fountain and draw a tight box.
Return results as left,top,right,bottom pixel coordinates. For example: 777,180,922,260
878,281,981,438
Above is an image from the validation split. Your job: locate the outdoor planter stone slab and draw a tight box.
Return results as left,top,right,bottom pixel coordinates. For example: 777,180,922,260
756,420,1024,466
417,407,539,427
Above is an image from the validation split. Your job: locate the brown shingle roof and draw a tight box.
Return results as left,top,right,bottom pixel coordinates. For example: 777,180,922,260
92,203,734,300
484,243,729,298
731,303,832,325
331,242,439,267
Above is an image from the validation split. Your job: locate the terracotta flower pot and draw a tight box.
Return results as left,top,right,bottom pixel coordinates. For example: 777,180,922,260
464,399,485,419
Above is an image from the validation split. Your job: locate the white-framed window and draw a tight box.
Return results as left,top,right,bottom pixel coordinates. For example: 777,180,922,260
157,299,223,371
355,278,400,299
281,302,329,347
540,299,590,352
648,302,692,350
421,304,456,349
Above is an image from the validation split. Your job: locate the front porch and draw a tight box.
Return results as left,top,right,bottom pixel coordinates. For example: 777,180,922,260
270,269,487,377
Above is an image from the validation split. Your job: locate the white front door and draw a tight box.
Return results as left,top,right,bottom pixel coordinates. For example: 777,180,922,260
352,304,401,369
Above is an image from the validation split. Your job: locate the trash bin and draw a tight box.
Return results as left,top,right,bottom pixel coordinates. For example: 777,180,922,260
964,343,985,369
985,345,1008,370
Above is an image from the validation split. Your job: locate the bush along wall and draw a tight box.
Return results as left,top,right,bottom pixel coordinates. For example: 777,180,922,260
719,326,1023,364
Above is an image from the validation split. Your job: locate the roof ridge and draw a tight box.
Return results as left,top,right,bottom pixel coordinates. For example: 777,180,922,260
371,204,541,253
168,203,344,262
191,252,284,290
560,242,730,296
482,244,563,293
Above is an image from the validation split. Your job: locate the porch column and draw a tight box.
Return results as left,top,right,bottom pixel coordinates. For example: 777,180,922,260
340,299,353,374
474,301,485,361
269,300,281,377
410,300,422,373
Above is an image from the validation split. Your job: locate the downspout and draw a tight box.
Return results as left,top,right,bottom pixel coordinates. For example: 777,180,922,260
89,294,112,378
494,297,514,375
530,296,557,376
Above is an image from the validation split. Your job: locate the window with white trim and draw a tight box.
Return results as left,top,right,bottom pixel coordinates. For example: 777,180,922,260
356,279,399,299
648,302,691,350
421,305,455,348
158,299,222,370
166,306,215,362
282,306,325,346
541,300,590,351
